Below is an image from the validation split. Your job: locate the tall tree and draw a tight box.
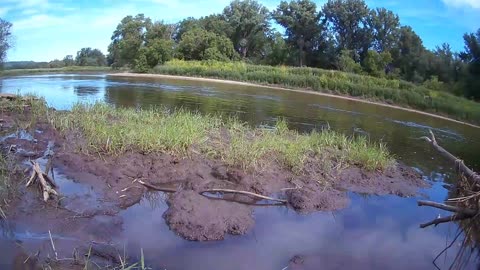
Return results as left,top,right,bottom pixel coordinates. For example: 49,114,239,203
177,28,237,61
391,26,426,82
222,0,270,59
75,48,107,66
273,0,323,66
460,29,480,99
323,0,371,60
368,8,400,52
0,18,13,67
108,14,151,67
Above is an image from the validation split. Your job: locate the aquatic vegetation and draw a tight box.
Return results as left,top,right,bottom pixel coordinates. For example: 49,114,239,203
52,103,394,172
153,60,480,124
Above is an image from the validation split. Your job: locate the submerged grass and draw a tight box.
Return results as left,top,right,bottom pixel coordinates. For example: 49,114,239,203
153,60,480,124
52,103,394,172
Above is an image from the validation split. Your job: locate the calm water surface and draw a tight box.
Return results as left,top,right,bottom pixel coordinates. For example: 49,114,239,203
1,74,479,269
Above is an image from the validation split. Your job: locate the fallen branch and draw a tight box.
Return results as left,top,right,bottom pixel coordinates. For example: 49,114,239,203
421,130,480,184
27,161,58,201
417,200,477,216
200,189,287,204
139,180,287,204
420,213,472,228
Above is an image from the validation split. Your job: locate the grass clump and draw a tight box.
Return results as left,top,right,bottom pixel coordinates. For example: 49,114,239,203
52,103,394,172
153,60,480,124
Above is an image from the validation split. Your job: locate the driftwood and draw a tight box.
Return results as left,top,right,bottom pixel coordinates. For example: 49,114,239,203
419,130,479,228
420,213,473,229
138,180,287,204
418,200,477,216
26,161,58,201
421,130,480,185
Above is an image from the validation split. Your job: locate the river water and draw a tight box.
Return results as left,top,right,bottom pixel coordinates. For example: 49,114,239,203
1,74,479,269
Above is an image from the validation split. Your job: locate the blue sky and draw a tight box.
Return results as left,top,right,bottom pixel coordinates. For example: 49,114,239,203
2,0,479,61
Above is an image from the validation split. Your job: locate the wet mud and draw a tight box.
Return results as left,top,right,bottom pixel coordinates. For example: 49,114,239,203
0,108,427,268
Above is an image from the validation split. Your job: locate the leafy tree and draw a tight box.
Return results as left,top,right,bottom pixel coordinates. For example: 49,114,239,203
222,0,270,59
460,29,480,99
138,39,174,68
75,48,107,66
108,14,151,67
323,0,371,59
48,59,65,68
175,15,232,42
145,21,176,44
361,50,392,77
177,28,237,61
263,32,291,65
63,55,75,66
390,26,426,82
337,49,362,73
0,18,13,67
368,8,400,52
133,53,149,73
273,0,323,66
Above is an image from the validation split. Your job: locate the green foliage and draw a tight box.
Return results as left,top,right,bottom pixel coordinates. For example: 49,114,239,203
222,0,270,59
133,52,150,73
177,28,238,61
422,76,445,92
63,55,75,66
0,18,12,66
153,60,480,123
273,0,323,66
75,47,107,66
362,50,392,77
338,50,363,74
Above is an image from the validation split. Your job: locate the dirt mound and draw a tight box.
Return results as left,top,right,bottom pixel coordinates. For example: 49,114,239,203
164,191,254,241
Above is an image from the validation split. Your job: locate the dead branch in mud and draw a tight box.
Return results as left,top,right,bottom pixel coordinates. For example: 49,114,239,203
421,130,480,185
26,161,58,201
419,130,480,229
418,200,477,216
138,180,287,204
420,213,473,228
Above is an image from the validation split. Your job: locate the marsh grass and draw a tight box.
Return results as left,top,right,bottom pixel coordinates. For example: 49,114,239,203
153,60,480,123
52,103,394,172
0,66,112,77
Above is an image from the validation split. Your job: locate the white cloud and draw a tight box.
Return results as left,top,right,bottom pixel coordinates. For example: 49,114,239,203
442,0,480,8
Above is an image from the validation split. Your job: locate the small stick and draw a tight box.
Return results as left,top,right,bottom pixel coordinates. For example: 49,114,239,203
138,180,177,193
49,230,59,260
200,189,287,204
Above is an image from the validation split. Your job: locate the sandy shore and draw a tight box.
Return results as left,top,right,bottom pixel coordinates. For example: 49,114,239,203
108,72,480,129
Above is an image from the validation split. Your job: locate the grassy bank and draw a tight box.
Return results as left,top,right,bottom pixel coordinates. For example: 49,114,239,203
152,60,480,124
52,103,393,172
0,66,112,76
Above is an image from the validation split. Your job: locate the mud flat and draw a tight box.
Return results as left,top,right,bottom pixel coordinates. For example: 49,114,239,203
0,97,426,268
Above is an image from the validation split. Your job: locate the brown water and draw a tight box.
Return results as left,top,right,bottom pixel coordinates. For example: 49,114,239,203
1,74,479,269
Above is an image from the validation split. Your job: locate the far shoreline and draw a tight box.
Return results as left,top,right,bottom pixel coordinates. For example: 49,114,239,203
108,72,480,129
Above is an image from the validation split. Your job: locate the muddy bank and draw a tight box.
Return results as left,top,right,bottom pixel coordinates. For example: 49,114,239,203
0,104,427,268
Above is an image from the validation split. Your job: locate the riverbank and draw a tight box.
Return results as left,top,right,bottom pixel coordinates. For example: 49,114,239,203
109,72,480,129
0,66,113,77
146,60,480,125
0,96,426,268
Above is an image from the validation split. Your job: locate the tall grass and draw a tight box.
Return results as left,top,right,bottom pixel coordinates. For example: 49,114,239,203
153,60,480,124
52,103,394,172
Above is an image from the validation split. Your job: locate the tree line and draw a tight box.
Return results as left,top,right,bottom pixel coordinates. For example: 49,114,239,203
1,0,479,100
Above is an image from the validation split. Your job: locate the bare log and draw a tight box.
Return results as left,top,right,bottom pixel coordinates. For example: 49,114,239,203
420,213,473,228
139,180,287,204
421,130,480,184
418,200,477,216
